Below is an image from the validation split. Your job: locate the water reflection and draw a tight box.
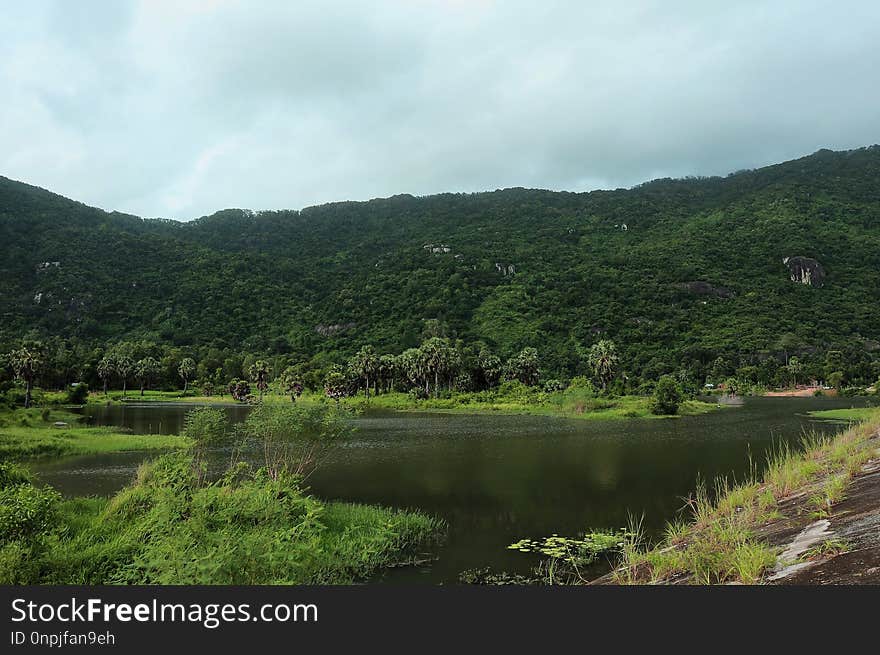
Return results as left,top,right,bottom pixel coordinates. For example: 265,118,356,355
31,396,865,582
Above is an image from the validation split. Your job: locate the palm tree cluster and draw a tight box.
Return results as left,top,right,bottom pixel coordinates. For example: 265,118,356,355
325,338,546,400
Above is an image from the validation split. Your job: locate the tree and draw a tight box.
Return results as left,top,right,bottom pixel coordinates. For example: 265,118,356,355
477,348,502,389
504,347,541,387
278,366,304,403
227,378,251,402
96,357,113,395
178,357,196,395
420,337,454,397
134,357,160,396
239,404,351,480
378,354,397,393
399,348,426,393
248,359,271,400
651,375,682,415
105,343,136,398
775,332,802,366
724,377,741,396
10,345,42,408
349,345,379,398
786,357,803,387
323,365,349,405
827,370,845,390
587,340,617,391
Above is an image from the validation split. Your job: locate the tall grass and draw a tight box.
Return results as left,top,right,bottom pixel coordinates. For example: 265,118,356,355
612,417,880,585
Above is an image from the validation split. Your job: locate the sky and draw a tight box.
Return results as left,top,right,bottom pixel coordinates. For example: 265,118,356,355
2,0,879,220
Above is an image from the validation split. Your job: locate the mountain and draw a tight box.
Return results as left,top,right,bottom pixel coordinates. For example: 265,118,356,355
2,146,880,384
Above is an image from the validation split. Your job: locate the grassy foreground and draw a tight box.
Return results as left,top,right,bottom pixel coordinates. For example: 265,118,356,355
1,454,443,585
607,412,880,584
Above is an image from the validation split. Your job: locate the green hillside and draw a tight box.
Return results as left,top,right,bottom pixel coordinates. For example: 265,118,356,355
2,145,880,389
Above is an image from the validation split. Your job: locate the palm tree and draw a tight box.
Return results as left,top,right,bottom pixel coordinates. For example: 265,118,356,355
587,340,618,392
504,347,540,386
399,348,425,393
787,357,803,387
178,357,196,396
349,345,380,398
135,357,160,396
420,337,453,398
96,357,113,395
10,345,42,408
478,348,502,389
248,359,270,400
278,366,304,402
378,354,396,393
114,353,134,398
323,365,348,405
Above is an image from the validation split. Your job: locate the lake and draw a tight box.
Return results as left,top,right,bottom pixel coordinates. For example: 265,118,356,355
28,396,865,583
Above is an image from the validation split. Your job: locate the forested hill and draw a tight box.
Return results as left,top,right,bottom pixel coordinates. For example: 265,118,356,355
2,145,880,382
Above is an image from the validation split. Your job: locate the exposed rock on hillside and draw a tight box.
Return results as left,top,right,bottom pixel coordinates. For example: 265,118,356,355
315,322,356,337
783,256,826,287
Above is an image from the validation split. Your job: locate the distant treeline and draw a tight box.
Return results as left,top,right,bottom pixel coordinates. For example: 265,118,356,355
3,333,877,408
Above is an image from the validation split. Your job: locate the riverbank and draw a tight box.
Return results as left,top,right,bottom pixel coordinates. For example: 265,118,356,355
764,387,833,397
81,388,723,421
592,410,880,584
808,407,880,422
0,408,189,459
345,391,720,420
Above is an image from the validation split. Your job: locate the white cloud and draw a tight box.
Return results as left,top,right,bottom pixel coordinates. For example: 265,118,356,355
1,0,879,219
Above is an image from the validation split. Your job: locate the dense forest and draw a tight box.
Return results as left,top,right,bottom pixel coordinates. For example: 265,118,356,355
2,146,880,392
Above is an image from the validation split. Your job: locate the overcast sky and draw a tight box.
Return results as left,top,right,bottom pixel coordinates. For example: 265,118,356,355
2,1,879,220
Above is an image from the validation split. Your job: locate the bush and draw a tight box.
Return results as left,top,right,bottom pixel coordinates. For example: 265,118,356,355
67,383,89,404
567,376,594,391
543,379,566,393
408,387,428,401
651,375,682,415
182,407,229,449
238,404,352,479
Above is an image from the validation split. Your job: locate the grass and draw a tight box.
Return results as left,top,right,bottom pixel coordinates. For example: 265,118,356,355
342,389,720,421
808,407,880,422
87,383,723,421
801,539,850,561
0,407,189,459
4,453,443,585
611,415,880,585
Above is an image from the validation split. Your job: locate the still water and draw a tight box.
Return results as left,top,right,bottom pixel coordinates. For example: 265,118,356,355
29,397,864,582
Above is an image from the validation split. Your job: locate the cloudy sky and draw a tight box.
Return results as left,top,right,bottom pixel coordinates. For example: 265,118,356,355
2,1,879,220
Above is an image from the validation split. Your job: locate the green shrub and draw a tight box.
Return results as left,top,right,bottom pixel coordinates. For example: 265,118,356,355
182,407,229,448
42,453,441,585
67,383,89,404
651,375,682,415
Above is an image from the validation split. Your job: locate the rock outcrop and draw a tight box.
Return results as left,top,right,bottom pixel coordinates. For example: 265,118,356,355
783,256,826,287
315,322,356,337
